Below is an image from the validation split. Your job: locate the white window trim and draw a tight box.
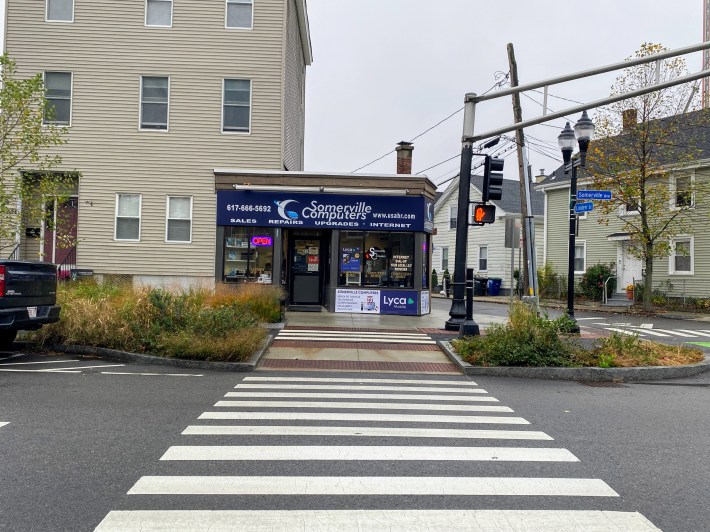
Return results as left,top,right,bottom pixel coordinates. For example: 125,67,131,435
221,78,252,134
574,240,586,275
448,205,457,230
42,71,73,127
670,171,695,211
669,235,694,275
45,0,74,22
441,247,449,272
165,195,193,244
619,203,640,217
145,0,173,27
478,246,488,272
115,193,142,242
139,75,170,132
225,0,254,29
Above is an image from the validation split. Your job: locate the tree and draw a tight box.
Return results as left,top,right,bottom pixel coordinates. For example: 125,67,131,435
586,43,710,311
0,53,75,257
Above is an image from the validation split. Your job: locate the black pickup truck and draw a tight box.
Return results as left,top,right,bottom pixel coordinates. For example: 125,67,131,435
0,261,61,350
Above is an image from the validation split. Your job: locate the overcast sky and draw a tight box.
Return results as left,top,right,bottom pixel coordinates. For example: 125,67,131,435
304,0,703,187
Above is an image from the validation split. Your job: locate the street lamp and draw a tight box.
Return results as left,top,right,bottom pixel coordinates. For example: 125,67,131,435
558,111,595,333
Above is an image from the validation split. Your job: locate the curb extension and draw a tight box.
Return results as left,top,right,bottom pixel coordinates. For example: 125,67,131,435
439,340,710,382
18,325,282,372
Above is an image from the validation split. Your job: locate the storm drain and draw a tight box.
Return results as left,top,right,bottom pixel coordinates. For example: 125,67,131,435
576,380,628,388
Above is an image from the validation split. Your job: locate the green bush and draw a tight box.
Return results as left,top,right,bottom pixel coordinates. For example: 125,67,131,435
579,262,616,300
33,280,282,362
537,262,565,300
452,303,578,367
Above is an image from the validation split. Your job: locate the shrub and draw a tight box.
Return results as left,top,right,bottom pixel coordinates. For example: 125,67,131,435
537,262,564,300
452,303,577,367
33,280,280,362
579,263,616,300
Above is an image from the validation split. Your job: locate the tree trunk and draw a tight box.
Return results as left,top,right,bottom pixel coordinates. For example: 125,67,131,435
643,255,654,312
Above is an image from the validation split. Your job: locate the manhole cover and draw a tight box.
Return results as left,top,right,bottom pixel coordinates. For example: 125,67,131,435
576,380,627,388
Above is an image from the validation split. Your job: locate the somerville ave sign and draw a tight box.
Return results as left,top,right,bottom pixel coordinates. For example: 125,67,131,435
577,190,612,200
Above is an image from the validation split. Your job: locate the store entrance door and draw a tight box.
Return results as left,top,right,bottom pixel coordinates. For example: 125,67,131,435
289,235,326,306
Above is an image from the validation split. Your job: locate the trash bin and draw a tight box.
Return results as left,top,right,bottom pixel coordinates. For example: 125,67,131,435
487,278,503,296
474,276,488,296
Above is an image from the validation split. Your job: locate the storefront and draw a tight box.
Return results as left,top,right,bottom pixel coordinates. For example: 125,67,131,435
214,170,436,315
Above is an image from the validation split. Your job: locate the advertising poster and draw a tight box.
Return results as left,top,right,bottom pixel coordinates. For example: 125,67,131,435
421,291,431,314
335,289,380,313
340,247,361,272
380,290,418,315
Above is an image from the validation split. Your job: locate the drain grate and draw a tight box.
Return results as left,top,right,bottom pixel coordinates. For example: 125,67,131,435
576,380,627,388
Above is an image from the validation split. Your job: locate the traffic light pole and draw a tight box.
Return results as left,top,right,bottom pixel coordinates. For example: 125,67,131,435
446,95,478,333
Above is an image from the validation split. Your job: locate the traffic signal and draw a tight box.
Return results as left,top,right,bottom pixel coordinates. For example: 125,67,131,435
472,203,496,225
482,155,505,202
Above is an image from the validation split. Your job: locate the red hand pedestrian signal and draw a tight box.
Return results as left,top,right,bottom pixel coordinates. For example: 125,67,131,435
472,204,496,224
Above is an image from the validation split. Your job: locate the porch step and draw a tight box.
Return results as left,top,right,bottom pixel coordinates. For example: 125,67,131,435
603,293,634,307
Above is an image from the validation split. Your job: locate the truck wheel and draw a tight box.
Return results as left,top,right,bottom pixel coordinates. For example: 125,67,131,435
0,330,18,350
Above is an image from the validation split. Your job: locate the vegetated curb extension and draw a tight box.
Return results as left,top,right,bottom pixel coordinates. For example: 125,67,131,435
440,341,710,381
17,329,278,372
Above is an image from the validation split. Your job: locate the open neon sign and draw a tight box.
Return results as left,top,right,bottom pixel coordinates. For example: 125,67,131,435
251,236,273,247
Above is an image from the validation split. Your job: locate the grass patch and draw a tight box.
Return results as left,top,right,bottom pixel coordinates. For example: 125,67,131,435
33,280,283,362
453,302,704,368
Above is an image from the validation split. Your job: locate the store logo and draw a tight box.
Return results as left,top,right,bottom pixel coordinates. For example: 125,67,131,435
383,296,415,306
274,199,299,220
426,202,433,221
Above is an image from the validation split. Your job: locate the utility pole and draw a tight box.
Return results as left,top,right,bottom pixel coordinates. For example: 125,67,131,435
507,43,538,300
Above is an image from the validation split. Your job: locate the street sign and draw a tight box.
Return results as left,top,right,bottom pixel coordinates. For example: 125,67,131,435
577,190,612,200
575,201,594,213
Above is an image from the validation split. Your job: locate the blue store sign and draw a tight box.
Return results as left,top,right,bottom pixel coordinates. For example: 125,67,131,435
218,190,433,233
380,290,418,315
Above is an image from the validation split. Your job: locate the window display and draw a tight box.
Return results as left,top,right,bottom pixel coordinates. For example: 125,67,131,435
224,227,274,283
337,231,415,288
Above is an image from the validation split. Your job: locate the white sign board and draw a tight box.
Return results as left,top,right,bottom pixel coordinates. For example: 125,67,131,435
335,289,380,313
421,291,430,314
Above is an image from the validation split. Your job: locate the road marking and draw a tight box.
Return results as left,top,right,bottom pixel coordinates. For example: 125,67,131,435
604,328,645,336
43,364,126,371
276,336,436,344
0,354,24,361
223,392,494,402
676,329,710,337
622,327,672,337
213,400,513,412
96,510,660,531
0,359,81,365
574,317,599,321
639,323,654,329
235,384,483,393
242,376,478,386
198,411,530,424
128,476,618,496
101,372,204,377
0,368,80,373
161,446,575,462
644,328,697,337
280,330,430,337
181,425,552,440
0,422,8,429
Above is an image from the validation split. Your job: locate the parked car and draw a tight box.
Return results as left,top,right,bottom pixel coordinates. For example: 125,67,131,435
0,261,61,350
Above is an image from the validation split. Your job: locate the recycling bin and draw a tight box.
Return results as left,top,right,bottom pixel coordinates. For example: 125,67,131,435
487,278,503,296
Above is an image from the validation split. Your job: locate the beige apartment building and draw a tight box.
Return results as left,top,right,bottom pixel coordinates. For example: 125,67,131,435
5,0,312,287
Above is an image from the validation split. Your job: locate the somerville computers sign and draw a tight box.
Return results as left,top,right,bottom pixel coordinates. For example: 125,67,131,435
217,190,433,233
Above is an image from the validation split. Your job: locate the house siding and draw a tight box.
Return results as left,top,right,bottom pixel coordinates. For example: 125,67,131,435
282,0,306,171
5,0,300,279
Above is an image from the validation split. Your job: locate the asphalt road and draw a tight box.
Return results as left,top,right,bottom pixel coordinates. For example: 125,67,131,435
1,348,708,531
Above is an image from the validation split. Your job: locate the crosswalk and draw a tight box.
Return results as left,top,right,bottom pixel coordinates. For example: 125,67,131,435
273,327,437,345
95,375,659,531
585,321,710,340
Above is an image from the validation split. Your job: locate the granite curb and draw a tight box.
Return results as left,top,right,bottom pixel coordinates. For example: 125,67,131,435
439,340,710,381
15,323,283,372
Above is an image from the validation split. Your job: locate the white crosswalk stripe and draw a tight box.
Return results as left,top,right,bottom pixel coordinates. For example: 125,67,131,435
275,329,437,345
0,422,8,430
96,374,659,531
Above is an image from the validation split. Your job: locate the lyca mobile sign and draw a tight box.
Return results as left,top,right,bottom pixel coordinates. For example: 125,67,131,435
217,190,433,233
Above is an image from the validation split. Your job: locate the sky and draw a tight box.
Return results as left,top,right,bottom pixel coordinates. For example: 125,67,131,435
303,0,703,187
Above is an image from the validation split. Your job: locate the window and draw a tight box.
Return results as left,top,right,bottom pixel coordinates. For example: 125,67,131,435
226,0,253,28
422,237,429,289
574,241,586,273
670,236,694,275
115,194,141,241
388,233,414,288
222,79,251,133
46,0,73,22
449,205,457,229
478,246,488,271
224,227,274,283
673,174,694,208
166,196,192,242
43,72,72,125
441,247,449,271
339,231,363,286
140,76,169,130
146,0,172,26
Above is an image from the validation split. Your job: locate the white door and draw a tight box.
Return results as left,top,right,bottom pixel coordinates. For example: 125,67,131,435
618,241,642,293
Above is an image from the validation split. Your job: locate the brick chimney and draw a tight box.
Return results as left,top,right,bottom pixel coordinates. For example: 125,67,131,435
535,169,546,183
622,109,638,131
396,141,414,174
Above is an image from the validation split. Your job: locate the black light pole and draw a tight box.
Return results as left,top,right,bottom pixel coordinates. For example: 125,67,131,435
558,111,595,333
446,94,478,333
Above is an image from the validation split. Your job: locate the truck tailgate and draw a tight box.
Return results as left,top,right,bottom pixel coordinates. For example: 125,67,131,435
0,261,57,307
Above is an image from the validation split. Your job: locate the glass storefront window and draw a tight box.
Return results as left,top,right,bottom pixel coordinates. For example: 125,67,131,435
339,231,364,286
364,232,389,287
388,232,414,288
224,227,274,283
422,236,429,289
